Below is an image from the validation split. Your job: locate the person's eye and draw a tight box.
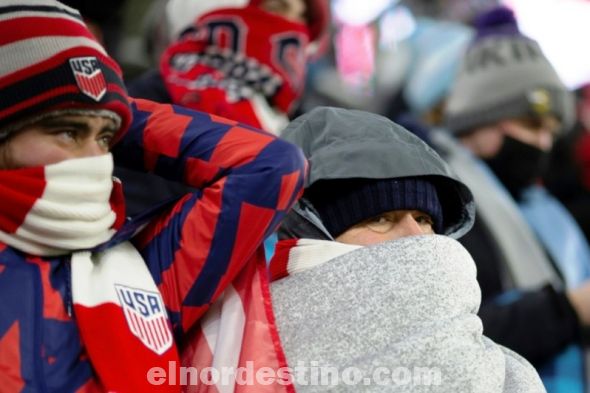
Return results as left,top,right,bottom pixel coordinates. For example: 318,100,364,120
415,214,434,226
366,215,394,233
97,133,114,149
369,216,390,225
521,117,542,130
54,129,78,143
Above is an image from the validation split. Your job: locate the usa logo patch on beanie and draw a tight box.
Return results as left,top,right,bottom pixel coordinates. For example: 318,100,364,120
0,1,132,141
69,57,107,101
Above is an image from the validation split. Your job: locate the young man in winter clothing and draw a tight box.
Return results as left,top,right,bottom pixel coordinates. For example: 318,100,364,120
268,106,546,392
437,6,590,391
0,1,306,391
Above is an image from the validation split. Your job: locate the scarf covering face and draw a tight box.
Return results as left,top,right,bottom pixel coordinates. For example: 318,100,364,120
0,154,184,392
484,136,550,201
161,6,310,116
0,154,125,255
270,236,546,392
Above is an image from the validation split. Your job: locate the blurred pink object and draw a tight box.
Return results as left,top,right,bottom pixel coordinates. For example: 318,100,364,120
334,23,376,93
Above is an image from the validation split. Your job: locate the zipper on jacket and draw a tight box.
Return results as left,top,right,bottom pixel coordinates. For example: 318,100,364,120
65,259,73,318
295,199,334,240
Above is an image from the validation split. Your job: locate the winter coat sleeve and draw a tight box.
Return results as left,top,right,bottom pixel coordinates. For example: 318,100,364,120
461,216,580,365
112,98,306,336
479,286,580,365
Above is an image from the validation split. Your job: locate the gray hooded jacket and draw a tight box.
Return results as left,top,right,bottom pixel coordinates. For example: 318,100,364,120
277,107,476,241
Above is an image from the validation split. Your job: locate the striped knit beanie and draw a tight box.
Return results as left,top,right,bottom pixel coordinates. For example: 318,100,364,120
0,0,131,143
444,6,574,135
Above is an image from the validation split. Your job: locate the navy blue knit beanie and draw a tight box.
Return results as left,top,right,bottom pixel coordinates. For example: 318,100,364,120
305,177,443,237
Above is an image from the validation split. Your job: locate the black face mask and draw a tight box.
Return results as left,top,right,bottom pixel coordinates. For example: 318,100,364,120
484,136,550,201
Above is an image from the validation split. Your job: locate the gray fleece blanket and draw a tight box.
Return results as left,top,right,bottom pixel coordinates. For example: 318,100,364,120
271,235,545,392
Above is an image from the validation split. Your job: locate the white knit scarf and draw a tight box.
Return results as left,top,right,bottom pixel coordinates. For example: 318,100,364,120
0,154,125,255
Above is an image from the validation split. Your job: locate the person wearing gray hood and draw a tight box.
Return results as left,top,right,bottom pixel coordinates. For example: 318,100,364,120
268,106,545,392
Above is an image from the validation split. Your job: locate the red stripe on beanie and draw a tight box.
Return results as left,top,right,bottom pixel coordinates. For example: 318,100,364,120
0,17,95,47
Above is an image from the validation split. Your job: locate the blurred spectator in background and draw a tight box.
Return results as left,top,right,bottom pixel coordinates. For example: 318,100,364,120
298,0,414,116
434,6,590,392
400,18,473,126
381,16,473,144
141,0,171,67
60,0,128,60
543,84,590,244
129,0,329,133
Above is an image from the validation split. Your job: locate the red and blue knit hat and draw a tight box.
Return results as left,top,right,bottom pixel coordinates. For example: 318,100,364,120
0,0,131,143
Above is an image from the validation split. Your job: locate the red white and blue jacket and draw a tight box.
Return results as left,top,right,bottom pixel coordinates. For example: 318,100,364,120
0,99,306,392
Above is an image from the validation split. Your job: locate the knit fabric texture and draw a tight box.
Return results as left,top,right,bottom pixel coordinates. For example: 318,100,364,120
444,6,574,134
0,0,131,141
